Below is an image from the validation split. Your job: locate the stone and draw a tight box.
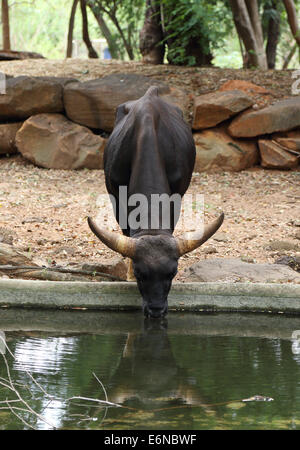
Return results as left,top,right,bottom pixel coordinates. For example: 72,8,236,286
15,113,106,170
0,242,37,267
213,232,230,242
275,138,300,153
240,256,256,263
53,246,76,256
203,246,217,254
0,50,45,61
272,129,300,154
193,126,259,172
275,256,300,273
181,258,300,283
266,240,299,252
219,80,271,96
0,122,23,154
192,90,253,129
0,228,15,245
228,97,300,138
37,76,78,87
0,76,64,120
63,73,190,132
81,257,127,280
258,139,299,169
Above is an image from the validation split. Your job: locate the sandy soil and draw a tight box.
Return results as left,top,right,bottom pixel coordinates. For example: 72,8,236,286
0,59,299,278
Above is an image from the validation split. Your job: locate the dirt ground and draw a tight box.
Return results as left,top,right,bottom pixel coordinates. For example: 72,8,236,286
0,57,295,102
1,155,299,279
0,60,299,279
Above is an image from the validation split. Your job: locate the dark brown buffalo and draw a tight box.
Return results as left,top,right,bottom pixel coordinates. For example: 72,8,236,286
88,86,224,317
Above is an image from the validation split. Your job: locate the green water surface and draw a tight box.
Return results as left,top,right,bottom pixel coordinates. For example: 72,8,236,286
0,310,300,430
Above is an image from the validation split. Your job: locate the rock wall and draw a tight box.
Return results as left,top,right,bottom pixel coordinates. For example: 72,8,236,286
0,73,299,171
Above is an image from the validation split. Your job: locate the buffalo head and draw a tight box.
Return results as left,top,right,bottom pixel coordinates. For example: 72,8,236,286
87,213,224,318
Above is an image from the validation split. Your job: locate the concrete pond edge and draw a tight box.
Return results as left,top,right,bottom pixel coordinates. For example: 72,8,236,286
0,279,300,314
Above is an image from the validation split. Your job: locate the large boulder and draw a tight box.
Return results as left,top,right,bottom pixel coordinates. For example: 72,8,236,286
0,122,23,154
219,80,272,108
16,113,106,169
272,129,300,153
0,76,64,120
81,257,128,281
228,97,300,138
181,258,300,283
63,73,191,132
219,79,271,96
193,126,259,172
0,50,45,61
258,139,299,169
192,90,253,129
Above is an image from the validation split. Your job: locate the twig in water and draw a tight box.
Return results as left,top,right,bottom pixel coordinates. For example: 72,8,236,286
5,401,37,430
1,336,54,400
0,335,56,429
93,372,108,403
92,372,109,424
66,396,122,408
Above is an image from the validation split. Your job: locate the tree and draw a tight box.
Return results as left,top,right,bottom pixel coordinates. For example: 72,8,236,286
87,0,144,60
139,0,165,64
264,0,281,69
1,0,11,50
88,6,120,59
229,0,268,69
139,0,232,67
162,0,214,66
66,0,79,58
282,0,300,47
80,0,98,58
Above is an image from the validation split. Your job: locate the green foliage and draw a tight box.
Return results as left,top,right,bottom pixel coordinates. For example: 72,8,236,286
161,0,233,66
7,0,100,58
87,0,145,60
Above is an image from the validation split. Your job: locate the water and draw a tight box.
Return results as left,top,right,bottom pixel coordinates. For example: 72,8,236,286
0,310,300,430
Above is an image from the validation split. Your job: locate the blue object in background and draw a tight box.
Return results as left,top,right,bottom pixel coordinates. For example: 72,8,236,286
103,47,111,59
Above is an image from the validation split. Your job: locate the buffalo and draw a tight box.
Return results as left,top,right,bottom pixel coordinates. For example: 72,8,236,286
88,86,224,318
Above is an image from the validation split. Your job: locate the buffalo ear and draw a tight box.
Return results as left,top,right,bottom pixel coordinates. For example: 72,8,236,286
87,217,136,258
175,213,224,256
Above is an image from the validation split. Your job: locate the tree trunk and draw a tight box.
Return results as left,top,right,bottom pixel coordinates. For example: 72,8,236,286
282,0,300,47
245,0,264,49
110,15,134,60
66,0,79,58
282,42,297,69
80,0,98,58
265,1,280,69
139,0,165,64
1,0,10,51
88,4,120,59
229,0,268,69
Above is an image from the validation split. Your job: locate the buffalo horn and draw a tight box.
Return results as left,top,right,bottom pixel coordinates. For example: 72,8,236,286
176,212,224,256
87,217,136,258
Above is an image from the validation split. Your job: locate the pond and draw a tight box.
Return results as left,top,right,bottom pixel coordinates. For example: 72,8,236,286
0,310,300,430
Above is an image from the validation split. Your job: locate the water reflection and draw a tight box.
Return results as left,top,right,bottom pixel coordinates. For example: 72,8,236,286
105,319,210,413
0,312,300,429
13,337,78,375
